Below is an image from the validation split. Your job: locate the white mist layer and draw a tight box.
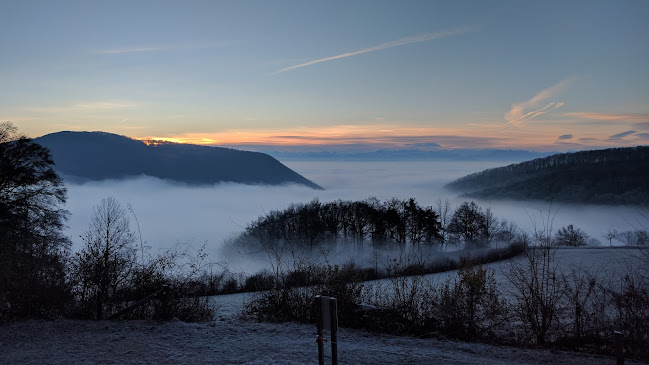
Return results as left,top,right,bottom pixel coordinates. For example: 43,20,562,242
64,160,648,272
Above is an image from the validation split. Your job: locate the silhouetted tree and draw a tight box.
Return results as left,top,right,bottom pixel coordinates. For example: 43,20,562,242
0,122,70,319
555,224,588,247
447,201,488,245
73,197,136,319
603,229,618,247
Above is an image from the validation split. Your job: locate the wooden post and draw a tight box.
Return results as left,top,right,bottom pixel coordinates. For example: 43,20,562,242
614,331,624,365
316,296,325,365
329,298,338,365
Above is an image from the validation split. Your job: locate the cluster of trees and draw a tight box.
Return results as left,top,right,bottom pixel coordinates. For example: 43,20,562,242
243,198,442,249
238,199,519,253
604,228,649,246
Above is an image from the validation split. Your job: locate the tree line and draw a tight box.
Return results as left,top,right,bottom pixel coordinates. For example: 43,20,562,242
237,198,519,252
446,146,649,205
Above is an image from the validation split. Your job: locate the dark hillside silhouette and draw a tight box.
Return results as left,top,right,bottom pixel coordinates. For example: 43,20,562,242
446,146,649,205
34,131,323,189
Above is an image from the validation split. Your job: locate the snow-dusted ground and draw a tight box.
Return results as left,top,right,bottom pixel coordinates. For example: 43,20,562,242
2,247,645,364
0,318,639,365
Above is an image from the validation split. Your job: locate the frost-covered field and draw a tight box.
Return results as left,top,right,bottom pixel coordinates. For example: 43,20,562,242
1,248,646,364
0,318,641,365
418,246,646,295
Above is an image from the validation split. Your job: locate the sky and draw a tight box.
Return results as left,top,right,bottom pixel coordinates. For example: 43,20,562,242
1,0,648,152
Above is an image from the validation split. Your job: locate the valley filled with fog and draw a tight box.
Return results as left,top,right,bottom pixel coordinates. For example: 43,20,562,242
64,159,649,271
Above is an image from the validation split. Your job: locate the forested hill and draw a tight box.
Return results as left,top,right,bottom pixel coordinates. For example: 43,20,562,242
445,146,649,205
34,131,323,189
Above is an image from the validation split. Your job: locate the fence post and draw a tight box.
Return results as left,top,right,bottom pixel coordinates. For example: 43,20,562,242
329,298,338,365
614,331,624,365
316,296,325,365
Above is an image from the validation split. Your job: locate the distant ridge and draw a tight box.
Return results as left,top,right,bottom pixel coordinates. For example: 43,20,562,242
445,146,649,205
34,131,323,189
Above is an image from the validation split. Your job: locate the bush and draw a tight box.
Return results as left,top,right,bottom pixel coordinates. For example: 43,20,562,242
243,262,365,326
555,224,588,246
243,270,276,292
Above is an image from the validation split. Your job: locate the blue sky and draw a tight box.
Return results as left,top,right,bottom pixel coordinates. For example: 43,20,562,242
1,0,648,151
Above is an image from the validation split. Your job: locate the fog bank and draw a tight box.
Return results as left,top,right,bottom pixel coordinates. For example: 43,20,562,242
64,160,649,271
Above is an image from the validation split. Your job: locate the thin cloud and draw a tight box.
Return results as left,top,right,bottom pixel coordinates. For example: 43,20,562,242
275,27,472,74
505,79,572,126
98,47,164,54
96,42,224,55
25,101,136,113
562,112,649,122
608,130,637,140
557,134,573,140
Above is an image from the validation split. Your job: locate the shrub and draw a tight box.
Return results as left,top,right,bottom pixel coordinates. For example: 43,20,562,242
243,270,276,292
555,224,588,247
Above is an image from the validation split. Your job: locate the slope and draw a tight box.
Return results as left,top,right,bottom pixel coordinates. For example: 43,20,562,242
35,131,323,189
445,146,649,205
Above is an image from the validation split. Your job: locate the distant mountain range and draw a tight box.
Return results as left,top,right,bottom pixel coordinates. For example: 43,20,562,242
34,131,323,189
445,146,649,205
230,146,554,162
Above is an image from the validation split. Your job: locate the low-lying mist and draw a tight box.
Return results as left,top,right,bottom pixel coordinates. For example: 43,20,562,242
64,160,649,273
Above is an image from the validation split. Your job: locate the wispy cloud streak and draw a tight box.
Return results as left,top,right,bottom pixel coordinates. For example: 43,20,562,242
25,101,136,113
561,112,649,122
98,47,164,54
96,42,224,55
608,130,637,140
275,27,472,73
505,79,572,126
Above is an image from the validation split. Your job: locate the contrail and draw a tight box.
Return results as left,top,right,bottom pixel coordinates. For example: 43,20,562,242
275,27,472,74
504,79,573,126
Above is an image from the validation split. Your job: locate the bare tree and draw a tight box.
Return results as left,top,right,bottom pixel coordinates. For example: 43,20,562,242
74,197,135,319
603,229,618,247
506,207,562,345
435,198,451,244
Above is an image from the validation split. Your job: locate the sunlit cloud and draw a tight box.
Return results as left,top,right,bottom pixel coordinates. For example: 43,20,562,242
275,27,472,73
505,79,572,126
140,124,492,148
561,112,649,122
138,123,577,151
